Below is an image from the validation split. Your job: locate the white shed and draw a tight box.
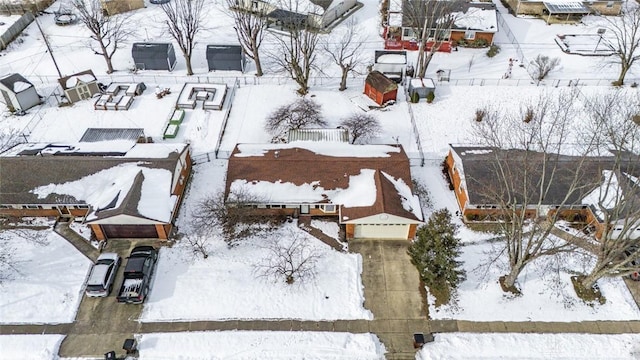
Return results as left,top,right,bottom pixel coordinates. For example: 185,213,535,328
0,73,40,112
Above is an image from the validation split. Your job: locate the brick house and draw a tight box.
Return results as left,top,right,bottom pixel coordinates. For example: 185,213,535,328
0,138,191,240
225,143,424,240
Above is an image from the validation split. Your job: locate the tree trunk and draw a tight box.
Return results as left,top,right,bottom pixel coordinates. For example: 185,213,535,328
253,48,263,77
502,264,522,291
579,272,600,290
103,54,114,74
339,66,348,91
616,64,629,85
185,55,194,76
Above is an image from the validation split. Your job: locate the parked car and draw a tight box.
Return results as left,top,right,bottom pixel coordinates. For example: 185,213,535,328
85,253,121,297
623,247,640,281
116,246,158,304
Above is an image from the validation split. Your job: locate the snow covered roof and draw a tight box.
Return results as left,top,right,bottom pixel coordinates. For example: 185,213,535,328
4,141,186,158
79,128,145,143
452,6,498,32
287,128,349,143
226,144,422,222
543,2,590,14
0,73,34,93
58,70,96,90
0,143,189,223
581,170,640,223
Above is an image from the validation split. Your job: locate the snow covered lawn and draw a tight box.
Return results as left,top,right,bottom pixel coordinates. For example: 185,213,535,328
417,333,640,360
136,331,385,359
0,335,64,360
413,163,640,322
141,222,371,321
0,230,91,324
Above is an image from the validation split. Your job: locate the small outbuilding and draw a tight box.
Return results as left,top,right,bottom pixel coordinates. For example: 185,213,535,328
364,71,398,106
206,45,246,72
58,70,100,103
408,78,436,101
132,43,177,71
0,73,40,112
372,50,407,82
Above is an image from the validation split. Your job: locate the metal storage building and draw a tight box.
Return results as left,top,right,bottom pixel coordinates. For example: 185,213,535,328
132,43,177,71
0,73,40,112
206,45,246,72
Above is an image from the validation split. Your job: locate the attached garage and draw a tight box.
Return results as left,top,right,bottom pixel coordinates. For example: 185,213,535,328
354,224,410,239
101,224,158,239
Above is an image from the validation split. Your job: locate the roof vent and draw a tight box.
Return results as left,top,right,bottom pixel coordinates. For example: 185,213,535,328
274,151,280,158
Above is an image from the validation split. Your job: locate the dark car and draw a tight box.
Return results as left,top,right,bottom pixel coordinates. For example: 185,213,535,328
116,246,158,304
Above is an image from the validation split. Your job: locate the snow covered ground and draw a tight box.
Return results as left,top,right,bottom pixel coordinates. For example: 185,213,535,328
0,335,64,360
417,333,640,360
134,331,385,359
0,229,91,324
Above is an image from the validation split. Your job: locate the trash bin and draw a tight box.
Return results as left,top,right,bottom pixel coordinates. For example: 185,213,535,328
123,338,137,354
104,351,116,360
413,333,425,349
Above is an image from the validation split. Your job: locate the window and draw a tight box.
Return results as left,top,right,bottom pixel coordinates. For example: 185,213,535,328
606,1,613,7
464,30,475,40
321,204,336,213
0,205,11,209
268,205,283,209
179,175,185,185
76,205,89,209
23,205,41,209
252,0,258,9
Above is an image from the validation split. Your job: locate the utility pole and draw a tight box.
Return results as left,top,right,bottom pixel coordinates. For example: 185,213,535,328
33,13,63,78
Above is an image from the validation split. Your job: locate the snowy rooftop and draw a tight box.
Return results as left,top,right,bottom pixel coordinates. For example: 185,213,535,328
453,6,498,32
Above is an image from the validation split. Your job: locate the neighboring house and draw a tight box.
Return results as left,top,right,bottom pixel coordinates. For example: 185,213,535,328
504,0,622,21
101,0,144,15
225,143,423,240
132,43,177,71
385,0,498,51
0,73,40,112
445,145,640,239
206,45,246,72
234,0,357,29
372,50,407,82
364,71,398,106
0,133,191,241
58,70,100,103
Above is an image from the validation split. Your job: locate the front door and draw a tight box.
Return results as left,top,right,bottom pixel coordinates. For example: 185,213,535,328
300,205,310,214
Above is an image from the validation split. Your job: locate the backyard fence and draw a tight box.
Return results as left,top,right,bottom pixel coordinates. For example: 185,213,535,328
0,12,33,51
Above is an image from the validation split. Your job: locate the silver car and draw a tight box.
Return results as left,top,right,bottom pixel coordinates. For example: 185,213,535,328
85,253,121,297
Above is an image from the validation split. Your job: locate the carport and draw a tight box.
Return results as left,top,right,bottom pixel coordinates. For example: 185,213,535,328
543,2,590,24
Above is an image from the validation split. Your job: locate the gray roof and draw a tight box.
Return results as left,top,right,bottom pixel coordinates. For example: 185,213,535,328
0,148,184,206
0,73,34,93
543,2,590,14
287,128,349,143
450,146,640,207
80,128,145,143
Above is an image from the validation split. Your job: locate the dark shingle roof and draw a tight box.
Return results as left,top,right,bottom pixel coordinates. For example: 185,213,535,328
365,71,398,93
0,73,33,93
79,128,145,143
450,146,640,207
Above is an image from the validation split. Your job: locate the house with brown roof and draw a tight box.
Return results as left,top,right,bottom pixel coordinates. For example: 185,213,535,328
225,143,423,240
0,139,191,241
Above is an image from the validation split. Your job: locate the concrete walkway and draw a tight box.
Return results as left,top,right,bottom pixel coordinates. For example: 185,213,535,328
298,217,345,251
54,222,100,262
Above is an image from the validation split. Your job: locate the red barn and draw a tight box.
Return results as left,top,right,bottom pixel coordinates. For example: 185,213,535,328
364,71,398,106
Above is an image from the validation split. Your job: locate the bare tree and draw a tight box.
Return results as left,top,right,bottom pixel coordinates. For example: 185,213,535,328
530,55,560,81
72,0,133,73
160,0,206,75
322,17,366,91
226,0,267,76
184,229,213,259
602,4,640,85
191,188,274,246
268,1,321,95
470,90,600,291
402,0,462,78
576,91,640,290
339,113,381,144
264,98,326,138
0,219,49,283
254,230,322,284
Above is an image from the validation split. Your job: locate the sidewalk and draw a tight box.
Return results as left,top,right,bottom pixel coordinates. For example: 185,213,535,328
54,222,100,262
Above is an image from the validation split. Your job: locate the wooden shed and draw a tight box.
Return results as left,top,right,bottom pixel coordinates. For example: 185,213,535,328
58,70,100,103
0,73,40,112
364,71,398,106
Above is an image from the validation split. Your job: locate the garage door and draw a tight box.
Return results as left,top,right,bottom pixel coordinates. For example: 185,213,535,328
101,225,158,239
354,224,409,239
